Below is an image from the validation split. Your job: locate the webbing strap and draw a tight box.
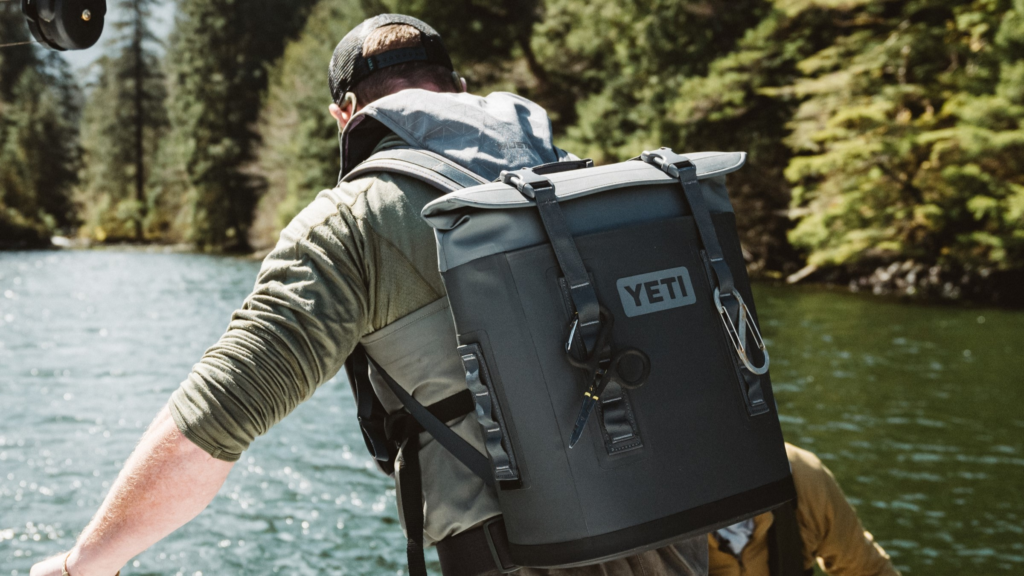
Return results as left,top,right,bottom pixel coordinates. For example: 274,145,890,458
676,163,736,296
399,433,428,576
768,501,812,576
344,345,394,474
367,355,495,488
361,353,492,576
526,179,602,353
437,518,519,576
642,148,769,414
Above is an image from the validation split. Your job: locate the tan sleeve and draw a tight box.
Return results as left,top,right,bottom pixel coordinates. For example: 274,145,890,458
168,184,375,461
787,443,901,576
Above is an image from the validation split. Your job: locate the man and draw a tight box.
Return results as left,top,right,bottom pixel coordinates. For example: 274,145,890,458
708,444,900,576
32,14,707,576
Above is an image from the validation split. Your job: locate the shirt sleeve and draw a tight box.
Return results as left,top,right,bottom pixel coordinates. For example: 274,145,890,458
787,443,901,576
168,186,373,462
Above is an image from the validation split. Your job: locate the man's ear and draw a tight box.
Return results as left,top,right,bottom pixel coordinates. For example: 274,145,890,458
328,93,358,130
451,71,467,93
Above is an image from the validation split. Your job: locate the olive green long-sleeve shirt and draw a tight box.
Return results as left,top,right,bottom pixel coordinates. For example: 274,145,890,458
169,153,445,460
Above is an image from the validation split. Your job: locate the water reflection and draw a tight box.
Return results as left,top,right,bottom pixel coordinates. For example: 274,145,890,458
0,252,1021,574
756,283,1024,573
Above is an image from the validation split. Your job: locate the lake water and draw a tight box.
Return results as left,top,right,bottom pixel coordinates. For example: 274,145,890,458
1,250,1021,575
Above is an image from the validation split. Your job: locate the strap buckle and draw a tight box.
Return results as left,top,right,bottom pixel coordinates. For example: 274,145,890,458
499,167,555,200
641,147,693,180
713,288,770,375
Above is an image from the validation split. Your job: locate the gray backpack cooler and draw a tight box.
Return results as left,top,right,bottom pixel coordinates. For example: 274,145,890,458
345,146,795,574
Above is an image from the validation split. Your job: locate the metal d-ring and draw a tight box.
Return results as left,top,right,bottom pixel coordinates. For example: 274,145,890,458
714,288,770,375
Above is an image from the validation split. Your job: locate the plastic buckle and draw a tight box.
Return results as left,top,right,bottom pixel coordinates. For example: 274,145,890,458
641,147,694,180
713,288,770,375
499,167,555,200
483,518,520,574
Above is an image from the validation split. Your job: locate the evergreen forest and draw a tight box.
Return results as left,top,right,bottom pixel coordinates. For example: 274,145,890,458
1,0,1022,303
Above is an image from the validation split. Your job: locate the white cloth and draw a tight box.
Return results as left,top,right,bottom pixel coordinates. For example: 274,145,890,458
716,518,756,557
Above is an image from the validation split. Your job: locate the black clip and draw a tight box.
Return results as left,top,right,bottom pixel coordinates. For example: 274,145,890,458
499,167,555,200
641,148,695,180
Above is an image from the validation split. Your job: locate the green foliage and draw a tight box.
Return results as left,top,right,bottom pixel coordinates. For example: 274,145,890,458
5,0,1017,297
77,0,168,243
163,0,318,251
534,0,771,158
250,0,367,247
0,6,80,247
782,0,1024,273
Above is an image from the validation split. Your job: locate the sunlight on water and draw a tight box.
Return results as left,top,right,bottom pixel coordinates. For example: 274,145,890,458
1,251,1021,574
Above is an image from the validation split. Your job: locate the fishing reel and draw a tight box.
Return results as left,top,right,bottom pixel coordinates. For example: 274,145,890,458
22,0,106,51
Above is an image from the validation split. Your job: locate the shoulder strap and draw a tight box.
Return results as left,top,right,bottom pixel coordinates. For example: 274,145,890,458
768,500,811,576
340,148,488,193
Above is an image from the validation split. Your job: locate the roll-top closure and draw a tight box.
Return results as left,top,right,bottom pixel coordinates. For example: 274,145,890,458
421,151,746,224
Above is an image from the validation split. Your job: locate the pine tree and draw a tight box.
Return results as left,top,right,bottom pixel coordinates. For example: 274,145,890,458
163,0,318,251
0,5,80,247
251,0,367,247
779,0,1024,296
78,0,168,242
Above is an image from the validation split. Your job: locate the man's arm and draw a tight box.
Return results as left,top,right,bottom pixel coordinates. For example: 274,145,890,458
31,406,234,576
787,444,900,576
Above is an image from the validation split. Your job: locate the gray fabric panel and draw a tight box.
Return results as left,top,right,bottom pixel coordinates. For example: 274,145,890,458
433,179,732,272
421,152,744,221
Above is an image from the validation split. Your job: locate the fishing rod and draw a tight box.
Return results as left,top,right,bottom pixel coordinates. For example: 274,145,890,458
1,0,106,51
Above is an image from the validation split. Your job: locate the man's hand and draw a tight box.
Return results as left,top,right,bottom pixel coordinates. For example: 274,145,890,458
30,405,234,576
29,553,67,576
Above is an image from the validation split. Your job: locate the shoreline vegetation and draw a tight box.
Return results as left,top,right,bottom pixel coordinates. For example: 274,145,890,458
2,0,1022,306
7,237,1022,308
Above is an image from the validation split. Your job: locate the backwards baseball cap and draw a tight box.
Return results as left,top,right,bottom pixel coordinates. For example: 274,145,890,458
328,14,455,103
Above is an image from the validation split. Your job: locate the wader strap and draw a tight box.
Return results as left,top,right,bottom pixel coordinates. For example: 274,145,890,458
341,148,487,192
500,168,602,354
437,517,519,576
368,354,495,487
353,353,481,576
768,501,812,576
345,345,398,475
388,387,484,576
399,433,428,576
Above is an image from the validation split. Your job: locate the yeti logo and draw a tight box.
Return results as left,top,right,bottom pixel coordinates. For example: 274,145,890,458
616,267,697,317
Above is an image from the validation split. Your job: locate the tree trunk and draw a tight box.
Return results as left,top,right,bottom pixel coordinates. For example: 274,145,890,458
133,1,145,240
